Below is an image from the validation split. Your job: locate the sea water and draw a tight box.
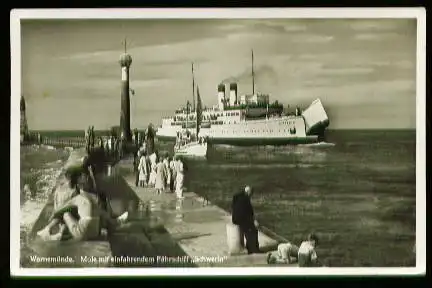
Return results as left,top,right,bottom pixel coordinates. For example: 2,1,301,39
185,129,416,267
19,145,70,267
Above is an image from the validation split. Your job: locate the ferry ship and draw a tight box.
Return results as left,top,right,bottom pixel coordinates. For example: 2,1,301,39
156,51,330,146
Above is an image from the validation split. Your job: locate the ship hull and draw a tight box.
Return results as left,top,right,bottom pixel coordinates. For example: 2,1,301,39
156,133,319,146
207,136,319,146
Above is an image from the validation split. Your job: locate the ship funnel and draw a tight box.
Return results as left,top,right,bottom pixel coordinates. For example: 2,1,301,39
229,83,238,106
217,83,225,111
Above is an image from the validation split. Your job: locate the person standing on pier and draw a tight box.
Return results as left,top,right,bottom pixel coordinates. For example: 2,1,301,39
155,158,166,195
99,137,104,150
138,151,149,187
134,150,140,187
231,186,260,254
169,156,177,193
118,133,123,159
140,141,147,156
85,127,90,153
90,126,95,150
133,129,139,147
175,156,185,199
105,138,110,158
163,155,171,191
148,152,157,186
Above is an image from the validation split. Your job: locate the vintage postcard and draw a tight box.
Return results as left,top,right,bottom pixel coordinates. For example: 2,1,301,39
11,8,426,277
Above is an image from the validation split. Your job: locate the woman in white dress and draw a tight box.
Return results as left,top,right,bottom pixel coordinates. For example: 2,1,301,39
155,158,166,195
163,156,171,190
138,153,148,187
148,153,157,187
175,157,185,199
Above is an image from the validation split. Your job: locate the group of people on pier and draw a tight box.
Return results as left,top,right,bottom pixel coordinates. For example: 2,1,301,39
134,142,186,199
86,127,152,161
174,130,207,149
85,126,96,153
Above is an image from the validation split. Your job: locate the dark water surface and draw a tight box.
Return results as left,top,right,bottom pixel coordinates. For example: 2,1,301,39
183,129,416,267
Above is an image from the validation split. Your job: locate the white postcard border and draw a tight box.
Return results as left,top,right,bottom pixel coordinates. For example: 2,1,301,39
10,8,426,277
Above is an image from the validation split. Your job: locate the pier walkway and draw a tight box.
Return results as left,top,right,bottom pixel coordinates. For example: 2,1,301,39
117,159,282,267
26,152,289,268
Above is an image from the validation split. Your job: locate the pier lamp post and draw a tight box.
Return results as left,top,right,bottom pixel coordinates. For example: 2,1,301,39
119,40,133,143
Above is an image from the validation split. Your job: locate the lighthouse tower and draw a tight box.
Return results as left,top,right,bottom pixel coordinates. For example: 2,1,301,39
119,39,133,142
20,95,29,143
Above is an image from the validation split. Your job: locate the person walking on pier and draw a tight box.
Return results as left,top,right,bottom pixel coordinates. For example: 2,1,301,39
148,152,157,187
90,126,95,150
107,136,112,158
169,156,177,193
163,155,171,191
133,128,139,148
138,152,149,187
231,186,260,254
85,126,90,153
134,150,140,187
155,158,166,195
174,156,185,199
99,137,104,150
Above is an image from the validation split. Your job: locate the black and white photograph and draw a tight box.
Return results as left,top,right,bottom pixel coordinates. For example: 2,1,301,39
11,8,426,276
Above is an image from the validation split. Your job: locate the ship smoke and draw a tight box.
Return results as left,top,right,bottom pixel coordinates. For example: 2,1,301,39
221,64,278,86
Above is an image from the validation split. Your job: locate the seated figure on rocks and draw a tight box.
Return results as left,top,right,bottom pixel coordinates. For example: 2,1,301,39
37,168,128,241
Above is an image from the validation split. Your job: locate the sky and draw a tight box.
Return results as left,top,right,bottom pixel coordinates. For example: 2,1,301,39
20,18,417,130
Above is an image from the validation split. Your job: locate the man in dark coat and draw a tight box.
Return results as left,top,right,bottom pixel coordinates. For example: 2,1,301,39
231,186,260,254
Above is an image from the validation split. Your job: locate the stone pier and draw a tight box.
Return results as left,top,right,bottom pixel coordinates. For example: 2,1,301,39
117,158,284,267
26,153,292,268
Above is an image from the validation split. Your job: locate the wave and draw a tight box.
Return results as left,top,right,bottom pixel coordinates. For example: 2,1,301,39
208,163,325,169
213,142,335,151
298,142,336,148
19,146,69,231
20,167,63,230
41,145,56,150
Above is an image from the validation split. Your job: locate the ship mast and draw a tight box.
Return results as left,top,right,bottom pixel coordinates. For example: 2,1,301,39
192,62,195,112
251,49,255,95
